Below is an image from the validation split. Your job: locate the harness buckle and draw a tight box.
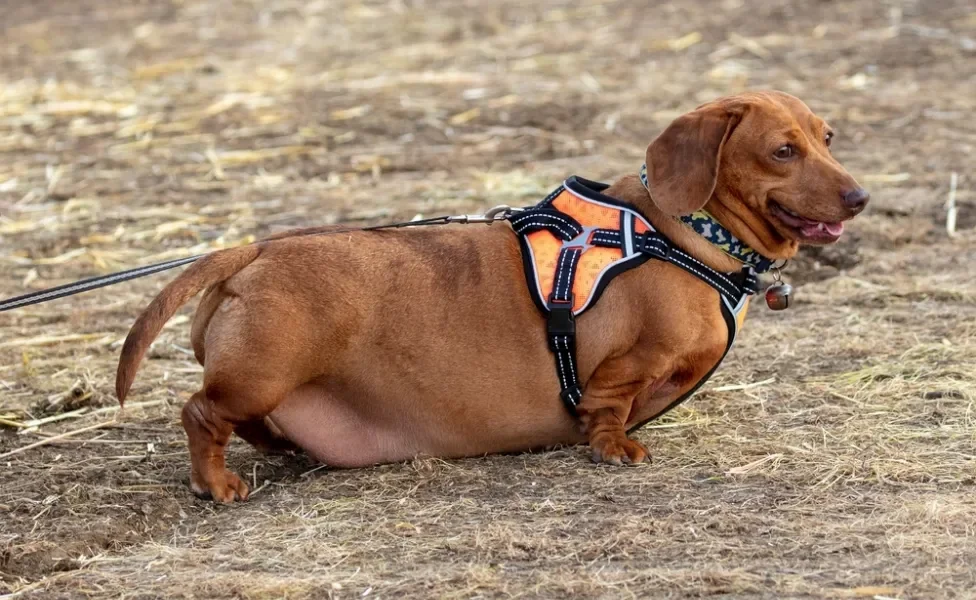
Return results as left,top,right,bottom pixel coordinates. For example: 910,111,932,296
559,385,583,410
546,295,576,350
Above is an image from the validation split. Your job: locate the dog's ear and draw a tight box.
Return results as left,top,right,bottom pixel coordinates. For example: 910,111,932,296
645,104,743,217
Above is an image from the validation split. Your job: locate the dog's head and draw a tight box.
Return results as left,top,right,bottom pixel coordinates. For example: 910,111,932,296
644,91,868,247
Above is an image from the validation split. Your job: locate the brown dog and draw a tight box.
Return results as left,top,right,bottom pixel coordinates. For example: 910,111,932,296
116,91,868,502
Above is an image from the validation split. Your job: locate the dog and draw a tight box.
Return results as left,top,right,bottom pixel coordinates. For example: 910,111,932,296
115,91,868,502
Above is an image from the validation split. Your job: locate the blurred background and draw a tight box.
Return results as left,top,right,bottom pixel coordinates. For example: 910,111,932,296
2,0,973,269
1,1,975,598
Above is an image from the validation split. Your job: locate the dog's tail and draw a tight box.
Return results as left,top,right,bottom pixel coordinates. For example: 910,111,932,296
115,244,262,405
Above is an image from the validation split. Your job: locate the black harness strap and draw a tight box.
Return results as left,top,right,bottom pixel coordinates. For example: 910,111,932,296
508,197,759,419
508,208,583,241
547,246,584,411
591,228,757,303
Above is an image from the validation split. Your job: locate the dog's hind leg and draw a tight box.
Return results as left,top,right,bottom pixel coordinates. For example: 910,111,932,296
181,316,311,501
179,275,344,500
181,378,298,502
181,391,250,502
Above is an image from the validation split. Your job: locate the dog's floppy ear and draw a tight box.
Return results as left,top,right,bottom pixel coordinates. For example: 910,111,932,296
645,104,743,217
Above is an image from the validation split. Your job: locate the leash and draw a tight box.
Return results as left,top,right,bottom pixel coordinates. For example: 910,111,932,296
0,205,520,313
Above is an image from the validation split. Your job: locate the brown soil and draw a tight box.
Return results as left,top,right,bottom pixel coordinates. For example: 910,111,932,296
2,0,975,598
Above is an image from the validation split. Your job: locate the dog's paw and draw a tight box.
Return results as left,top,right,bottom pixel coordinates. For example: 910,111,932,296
590,435,651,466
190,469,250,503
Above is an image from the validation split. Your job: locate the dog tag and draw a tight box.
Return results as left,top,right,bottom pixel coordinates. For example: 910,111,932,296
765,282,793,310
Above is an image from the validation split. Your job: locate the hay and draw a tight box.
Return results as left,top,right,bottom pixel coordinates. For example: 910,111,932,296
2,0,976,598
0,419,118,460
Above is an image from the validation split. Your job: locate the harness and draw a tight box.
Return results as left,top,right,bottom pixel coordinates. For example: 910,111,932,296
506,176,760,424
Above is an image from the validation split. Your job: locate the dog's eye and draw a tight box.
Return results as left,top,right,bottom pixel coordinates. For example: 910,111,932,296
773,145,794,160
825,131,834,147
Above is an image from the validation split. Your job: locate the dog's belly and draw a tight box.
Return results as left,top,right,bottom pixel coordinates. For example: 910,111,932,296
267,385,424,467
266,382,581,468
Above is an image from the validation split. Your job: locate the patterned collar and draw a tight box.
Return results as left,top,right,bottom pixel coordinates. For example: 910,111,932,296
638,163,780,273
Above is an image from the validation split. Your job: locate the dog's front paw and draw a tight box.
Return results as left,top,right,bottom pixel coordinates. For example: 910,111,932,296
590,435,651,466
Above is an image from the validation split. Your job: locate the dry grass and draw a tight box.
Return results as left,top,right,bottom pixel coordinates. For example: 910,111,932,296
2,0,976,598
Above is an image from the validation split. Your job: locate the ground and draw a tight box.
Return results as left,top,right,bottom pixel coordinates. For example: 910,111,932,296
1,0,975,598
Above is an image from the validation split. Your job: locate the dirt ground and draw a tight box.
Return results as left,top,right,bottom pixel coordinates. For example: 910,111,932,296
1,0,975,598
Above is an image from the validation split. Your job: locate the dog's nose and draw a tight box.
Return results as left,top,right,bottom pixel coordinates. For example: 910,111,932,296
842,187,870,212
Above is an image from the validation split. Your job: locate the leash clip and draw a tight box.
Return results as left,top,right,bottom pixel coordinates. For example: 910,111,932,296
445,204,522,225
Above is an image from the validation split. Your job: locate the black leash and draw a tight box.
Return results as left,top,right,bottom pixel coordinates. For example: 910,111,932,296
0,255,204,313
0,207,519,313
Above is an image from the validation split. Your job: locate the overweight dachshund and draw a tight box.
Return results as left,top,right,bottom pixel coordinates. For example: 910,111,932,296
116,91,869,502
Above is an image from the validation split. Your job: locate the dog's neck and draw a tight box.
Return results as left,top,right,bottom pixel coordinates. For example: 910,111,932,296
703,192,799,265
603,175,795,274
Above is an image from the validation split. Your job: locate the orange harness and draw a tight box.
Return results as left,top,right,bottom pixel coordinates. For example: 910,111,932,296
507,177,758,424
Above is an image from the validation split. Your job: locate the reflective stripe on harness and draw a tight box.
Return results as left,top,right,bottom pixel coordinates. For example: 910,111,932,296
546,245,584,411
508,175,759,421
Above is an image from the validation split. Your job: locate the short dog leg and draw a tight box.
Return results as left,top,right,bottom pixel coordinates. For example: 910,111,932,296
581,407,650,465
182,392,250,502
577,357,654,466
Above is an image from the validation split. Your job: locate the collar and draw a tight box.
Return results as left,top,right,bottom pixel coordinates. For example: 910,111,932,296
638,163,781,273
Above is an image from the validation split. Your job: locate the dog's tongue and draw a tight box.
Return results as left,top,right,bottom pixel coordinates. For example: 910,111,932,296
800,221,844,238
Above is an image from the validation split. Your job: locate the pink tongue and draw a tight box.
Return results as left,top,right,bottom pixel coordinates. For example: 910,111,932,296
800,221,844,237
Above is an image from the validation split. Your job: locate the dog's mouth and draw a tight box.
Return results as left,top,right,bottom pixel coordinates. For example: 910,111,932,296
769,201,845,244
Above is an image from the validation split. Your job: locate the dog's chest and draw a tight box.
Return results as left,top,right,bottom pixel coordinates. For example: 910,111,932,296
626,296,751,429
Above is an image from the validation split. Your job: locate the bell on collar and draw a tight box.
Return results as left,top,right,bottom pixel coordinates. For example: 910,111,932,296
765,281,793,310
